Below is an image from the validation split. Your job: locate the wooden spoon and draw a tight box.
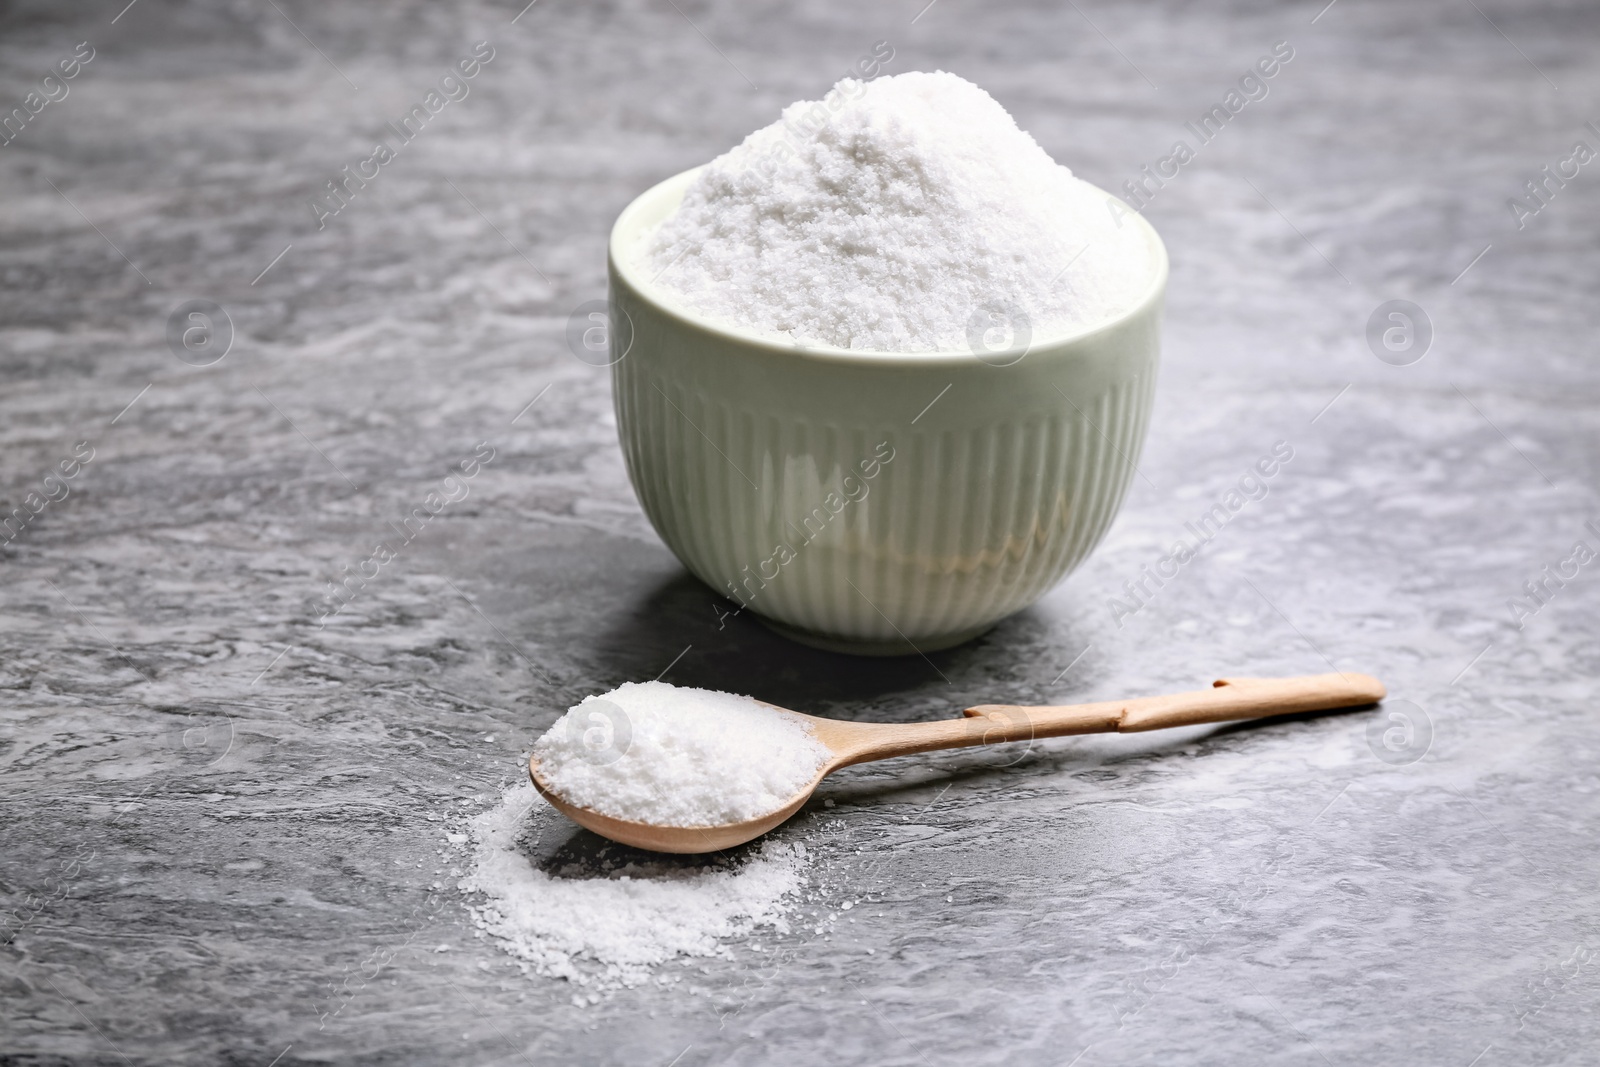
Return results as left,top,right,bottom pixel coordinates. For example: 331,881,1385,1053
528,672,1385,855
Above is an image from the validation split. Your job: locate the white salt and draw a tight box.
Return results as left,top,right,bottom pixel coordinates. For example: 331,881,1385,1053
462,781,809,990
532,681,831,827
639,70,1156,352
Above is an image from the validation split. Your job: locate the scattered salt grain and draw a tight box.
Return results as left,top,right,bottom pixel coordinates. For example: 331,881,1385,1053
462,781,809,991
641,70,1156,352
532,681,831,827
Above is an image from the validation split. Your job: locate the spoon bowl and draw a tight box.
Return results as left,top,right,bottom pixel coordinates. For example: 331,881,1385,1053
529,672,1386,854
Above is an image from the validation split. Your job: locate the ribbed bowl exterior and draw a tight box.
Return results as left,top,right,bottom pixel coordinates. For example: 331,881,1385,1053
608,170,1166,654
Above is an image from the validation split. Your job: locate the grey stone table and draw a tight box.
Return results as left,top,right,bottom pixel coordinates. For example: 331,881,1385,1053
3,0,1597,1063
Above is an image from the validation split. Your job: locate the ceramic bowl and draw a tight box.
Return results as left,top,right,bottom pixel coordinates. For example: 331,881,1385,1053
606,166,1167,655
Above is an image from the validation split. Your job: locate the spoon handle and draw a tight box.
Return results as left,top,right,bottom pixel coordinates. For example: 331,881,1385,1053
961,672,1386,743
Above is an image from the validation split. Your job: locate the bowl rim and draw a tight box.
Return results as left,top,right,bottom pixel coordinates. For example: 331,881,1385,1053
608,164,1169,368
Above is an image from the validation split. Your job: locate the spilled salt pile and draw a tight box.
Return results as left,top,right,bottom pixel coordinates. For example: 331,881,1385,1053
462,781,809,992
639,70,1157,352
531,681,831,827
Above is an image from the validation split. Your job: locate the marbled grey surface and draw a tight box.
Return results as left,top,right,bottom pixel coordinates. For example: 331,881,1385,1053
2,0,1598,1063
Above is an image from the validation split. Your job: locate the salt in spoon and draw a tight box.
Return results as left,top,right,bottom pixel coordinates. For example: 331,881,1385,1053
528,672,1385,854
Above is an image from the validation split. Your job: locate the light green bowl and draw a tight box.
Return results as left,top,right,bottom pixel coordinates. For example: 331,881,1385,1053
608,167,1167,656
